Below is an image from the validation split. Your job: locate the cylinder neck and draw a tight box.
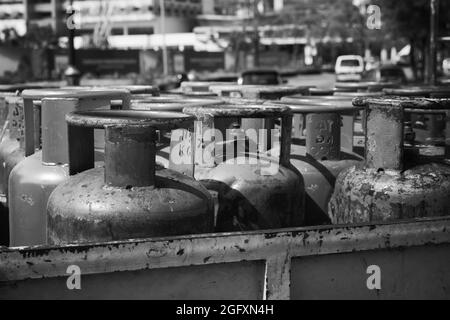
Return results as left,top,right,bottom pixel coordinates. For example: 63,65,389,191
365,102,404,171
105,124,155,188
305,113,341,161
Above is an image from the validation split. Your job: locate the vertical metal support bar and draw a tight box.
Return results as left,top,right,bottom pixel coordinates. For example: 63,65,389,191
445,111,450,160
279,114,293,167
306,113,340,160
425,113,445,144
263,253,291,300
193,117,215,170
429,0,438,85
42,98,79,165
292,114,304,140
68,124,95,176
169,128,195,178
23,98,35,156
365,102,404,170
340,113,354,153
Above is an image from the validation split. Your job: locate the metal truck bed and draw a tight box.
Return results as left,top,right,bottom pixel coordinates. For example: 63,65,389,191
0,216,449,299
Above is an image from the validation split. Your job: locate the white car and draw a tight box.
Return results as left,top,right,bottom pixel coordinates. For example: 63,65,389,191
335,55,365,81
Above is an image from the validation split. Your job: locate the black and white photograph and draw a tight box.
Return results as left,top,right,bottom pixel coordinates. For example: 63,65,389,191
0,0,449,306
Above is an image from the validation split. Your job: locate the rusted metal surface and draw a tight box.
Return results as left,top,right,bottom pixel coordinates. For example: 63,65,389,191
105,125,156,187
329,96,450,224
0,216,449,299
66,110,194,131
306,113,341,161
329,163,450,224
48,110,213,244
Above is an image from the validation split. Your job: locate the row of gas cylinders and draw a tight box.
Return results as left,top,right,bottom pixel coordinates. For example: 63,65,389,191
0,81,449,247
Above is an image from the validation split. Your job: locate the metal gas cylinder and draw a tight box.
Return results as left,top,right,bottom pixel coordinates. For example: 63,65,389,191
8,92,123,247
329,96,450,224
183,104,304,231
267,101,363,225
47,110,214,244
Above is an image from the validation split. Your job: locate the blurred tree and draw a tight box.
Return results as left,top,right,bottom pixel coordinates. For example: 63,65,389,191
370,0,450,79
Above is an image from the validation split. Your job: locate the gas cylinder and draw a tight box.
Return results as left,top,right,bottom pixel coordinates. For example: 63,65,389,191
47,109,214,244
329,96,450,224
182,104,304,231
266,101,363,225
8,91,126,247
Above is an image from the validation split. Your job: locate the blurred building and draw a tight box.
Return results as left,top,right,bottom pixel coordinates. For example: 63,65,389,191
0,0,26,40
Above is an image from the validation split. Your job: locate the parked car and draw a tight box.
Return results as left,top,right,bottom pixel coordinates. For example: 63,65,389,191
362,64,408,84
238,69,286,85
335,55,364,82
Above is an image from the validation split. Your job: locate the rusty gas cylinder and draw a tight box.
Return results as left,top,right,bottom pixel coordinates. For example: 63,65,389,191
182,104,304,231
8,92,122,247
268,100,363,225
47,110,214,244
329,96,450,224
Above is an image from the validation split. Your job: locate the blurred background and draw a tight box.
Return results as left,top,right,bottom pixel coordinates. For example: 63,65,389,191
0,0,449,88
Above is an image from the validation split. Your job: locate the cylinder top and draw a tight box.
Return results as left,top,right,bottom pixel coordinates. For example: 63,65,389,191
131,99,222,112
271,99,360,113
0,84,58,93
335,81,398,90
183,104,292,118
353,96,450,110
383,86,450,97
21,88,131,100
181,81,236,92
209,84,310,96
66,109,194,130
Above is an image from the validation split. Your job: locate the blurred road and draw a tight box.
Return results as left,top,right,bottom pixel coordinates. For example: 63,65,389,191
285,72,336,89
